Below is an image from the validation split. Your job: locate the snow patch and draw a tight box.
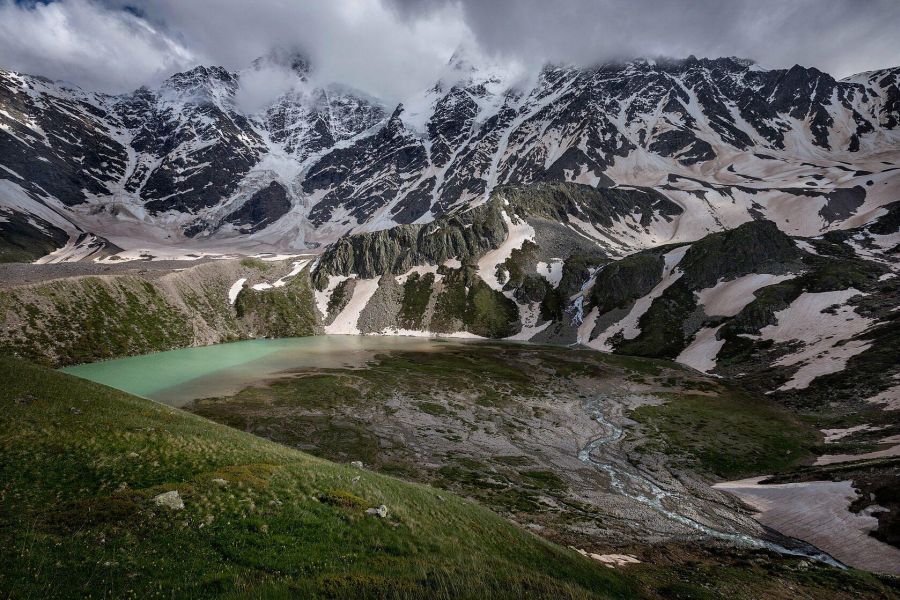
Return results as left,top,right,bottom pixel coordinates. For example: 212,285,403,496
536,259,564,287
576,306,600,345
506,301,551,341
314,275,351,319
821,424,880,443
756,288,873,390
714,477,900,574
864,383,900,411
572,548,641,568
696,273,797,317
273,258,312,287
395,265,439,285
814,444,900,466
377,327,483,339
676,324,725,373
325,278,380,335
794,239,818,255
228,278,247,304
476,210,535,291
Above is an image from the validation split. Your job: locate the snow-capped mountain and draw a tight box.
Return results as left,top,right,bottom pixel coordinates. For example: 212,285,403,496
1,51,898,261
1,49,898,410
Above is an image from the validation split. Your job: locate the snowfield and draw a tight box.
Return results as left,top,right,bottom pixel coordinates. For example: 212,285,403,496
536,259,564,287
696,273,797,317
714,477,900,575
755,288,874,390
324,278,380,335
676,325,726,373
476,210,535,291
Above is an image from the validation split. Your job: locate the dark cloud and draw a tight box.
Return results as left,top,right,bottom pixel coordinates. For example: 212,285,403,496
0,0,897,103
389,0,900,77
0,0,468,99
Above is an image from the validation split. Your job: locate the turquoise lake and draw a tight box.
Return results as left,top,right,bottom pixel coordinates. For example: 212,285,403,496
60,336,464,407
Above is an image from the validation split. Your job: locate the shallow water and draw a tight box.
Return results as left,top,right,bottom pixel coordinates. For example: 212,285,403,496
60,336,466,407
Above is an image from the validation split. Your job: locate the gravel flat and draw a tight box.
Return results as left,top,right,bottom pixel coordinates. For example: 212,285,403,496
0,260,218,289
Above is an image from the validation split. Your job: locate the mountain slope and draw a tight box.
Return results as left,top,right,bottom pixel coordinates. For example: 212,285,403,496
308,182,898,408
1,54,898,260
0,355,639,599
1,52,898,409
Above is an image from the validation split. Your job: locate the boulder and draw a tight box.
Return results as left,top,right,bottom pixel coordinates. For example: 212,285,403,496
153,490,184,510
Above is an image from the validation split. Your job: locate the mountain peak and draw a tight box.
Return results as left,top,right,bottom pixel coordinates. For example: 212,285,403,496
165,65,235,85
446,45,482,74
251,47,311,79
158,65,238,102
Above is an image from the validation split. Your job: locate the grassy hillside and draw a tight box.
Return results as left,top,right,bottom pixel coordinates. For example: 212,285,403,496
2,355,897,599
0,260,320,367
0,356,633,599
629,391,816,478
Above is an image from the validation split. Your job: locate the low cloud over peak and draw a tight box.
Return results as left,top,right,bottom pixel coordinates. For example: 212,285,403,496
0,0,897,102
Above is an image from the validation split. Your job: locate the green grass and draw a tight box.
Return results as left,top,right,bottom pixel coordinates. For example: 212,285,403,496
398,272,434,329
239,257,270,270
2,351,895,599
0,277,194,366
0,355,635,599
629,391,817,478
233,268,319,338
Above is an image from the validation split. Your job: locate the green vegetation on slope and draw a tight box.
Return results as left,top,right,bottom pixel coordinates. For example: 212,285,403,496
590,253,665,315
629,391,817,478
4,350,894,599
0,356,633,599
431,268,520,337
398,272,434,329
192,344,818,502
234,269,319,338
186,341,898,597
0,261,322,367
313,197,507,284
0,276,194,366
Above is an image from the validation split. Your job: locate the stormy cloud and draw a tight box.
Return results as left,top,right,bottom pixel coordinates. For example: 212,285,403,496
395,0,900,79
0,0,897,102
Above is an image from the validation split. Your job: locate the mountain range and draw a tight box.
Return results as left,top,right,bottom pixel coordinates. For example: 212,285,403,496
1,50,898,255
1,49,898,406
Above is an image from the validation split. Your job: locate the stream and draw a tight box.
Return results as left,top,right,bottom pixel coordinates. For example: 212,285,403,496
577,397,845,568
61,336,848,567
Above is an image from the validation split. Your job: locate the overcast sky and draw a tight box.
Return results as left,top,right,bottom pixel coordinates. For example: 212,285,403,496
1,0,898,102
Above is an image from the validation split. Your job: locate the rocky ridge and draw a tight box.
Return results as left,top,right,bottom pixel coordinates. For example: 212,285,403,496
1,53,899,261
